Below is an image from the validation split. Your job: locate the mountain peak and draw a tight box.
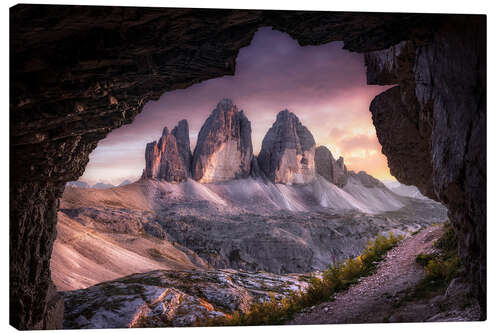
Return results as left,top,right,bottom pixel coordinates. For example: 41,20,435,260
314,145,348,187
276,108,293,118
216,98,236,112
258,110,316,184
192,99,253,183
172,120,192,177
143,121,191,182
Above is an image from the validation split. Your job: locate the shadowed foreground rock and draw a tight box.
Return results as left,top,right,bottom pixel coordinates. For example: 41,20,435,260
367,16,486,316
10,5,485,328
62,269,309,328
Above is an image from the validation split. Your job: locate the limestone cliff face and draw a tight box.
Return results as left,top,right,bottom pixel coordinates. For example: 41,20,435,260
314,146,348,187
143,122,191,183
172,120,192,176
258,110,316,184
192,99,253,183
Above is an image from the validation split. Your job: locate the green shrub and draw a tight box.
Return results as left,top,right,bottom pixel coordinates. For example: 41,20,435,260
434,222,457,255
424,256,460,282
415,253,436,266
204,233,402,327
407,222,461,301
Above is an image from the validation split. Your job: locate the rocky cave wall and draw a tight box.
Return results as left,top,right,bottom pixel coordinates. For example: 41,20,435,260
366,15,486,317
10,5,485,329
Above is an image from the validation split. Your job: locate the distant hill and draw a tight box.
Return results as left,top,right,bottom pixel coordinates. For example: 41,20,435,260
66,180,89,188
390,184,428,200
382,180,400,189
118,179,133,187
91,182,115,189
66,181,117,189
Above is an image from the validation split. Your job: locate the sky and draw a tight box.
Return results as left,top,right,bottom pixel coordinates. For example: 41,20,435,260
80,27,395,186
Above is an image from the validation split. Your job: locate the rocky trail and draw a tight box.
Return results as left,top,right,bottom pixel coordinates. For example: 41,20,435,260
288,225,480,324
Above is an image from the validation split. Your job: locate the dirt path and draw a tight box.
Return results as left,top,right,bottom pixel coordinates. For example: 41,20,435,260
288,225,445,325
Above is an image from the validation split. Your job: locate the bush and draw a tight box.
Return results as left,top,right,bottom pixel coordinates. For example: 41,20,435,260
434,222,457,255
204,233,402,327
415,253,436,266
409,222,461,300
424,256,460,283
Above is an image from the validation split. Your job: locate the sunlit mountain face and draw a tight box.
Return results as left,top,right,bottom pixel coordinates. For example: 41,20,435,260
79,27,393,186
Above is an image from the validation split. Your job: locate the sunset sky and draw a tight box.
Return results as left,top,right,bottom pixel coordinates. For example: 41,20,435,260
80,27,395,185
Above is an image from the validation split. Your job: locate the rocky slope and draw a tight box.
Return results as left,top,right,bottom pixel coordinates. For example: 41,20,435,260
347,170,385,188
62,224,479,329
192,99,253,183
53,177,447,290
390,184,427,200
143,121,191,182
61,269,309,329
258,110,316,184
51,210,209,291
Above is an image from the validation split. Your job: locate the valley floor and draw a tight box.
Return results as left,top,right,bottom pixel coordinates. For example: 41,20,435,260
53,178,447,291
288,225,481,324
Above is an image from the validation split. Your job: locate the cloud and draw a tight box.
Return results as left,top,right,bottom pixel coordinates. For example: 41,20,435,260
328,127,350,141
336,134,382,153
345,151,395,181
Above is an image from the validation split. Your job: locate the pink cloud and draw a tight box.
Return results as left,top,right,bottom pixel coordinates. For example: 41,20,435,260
336,134,382,153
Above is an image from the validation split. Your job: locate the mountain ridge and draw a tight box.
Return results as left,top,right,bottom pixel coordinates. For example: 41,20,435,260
141,98,380,191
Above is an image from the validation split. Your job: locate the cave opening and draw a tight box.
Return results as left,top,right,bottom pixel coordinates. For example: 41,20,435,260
54,27,451,327
10,6,485,329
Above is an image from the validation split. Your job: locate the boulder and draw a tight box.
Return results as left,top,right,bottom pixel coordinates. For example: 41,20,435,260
192,99,253,183
258,110,316,184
